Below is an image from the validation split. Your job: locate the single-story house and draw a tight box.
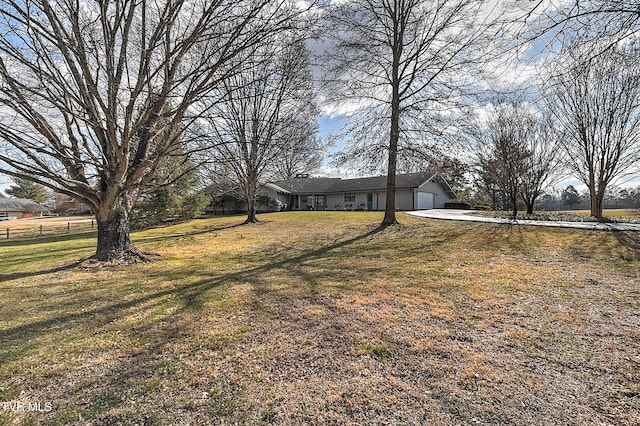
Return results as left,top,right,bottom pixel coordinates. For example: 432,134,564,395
258,172,456,211
0,194,48,219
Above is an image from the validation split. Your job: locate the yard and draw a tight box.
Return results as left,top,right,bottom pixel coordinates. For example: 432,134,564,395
0,216,95,240
0,212,639,425
558,209,640,219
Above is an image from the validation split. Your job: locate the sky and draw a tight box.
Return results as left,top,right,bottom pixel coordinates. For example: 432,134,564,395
1,0,638,196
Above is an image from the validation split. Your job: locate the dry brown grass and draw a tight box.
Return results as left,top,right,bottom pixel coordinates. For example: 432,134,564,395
2,216,93,229
0,212,639,425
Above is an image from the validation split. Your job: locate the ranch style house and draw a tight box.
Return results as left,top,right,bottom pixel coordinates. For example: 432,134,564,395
207,172,456,214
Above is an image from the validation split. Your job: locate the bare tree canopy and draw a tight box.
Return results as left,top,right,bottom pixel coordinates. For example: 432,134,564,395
475,102,531,217
545,43,640,218
0,0,300,261
519,113,563,214
323,0,501,226
199,36,317,223
473,100,562,216
517,0,640,59
269,127,325,181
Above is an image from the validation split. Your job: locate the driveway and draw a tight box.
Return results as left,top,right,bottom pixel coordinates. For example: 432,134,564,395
406,209,640,231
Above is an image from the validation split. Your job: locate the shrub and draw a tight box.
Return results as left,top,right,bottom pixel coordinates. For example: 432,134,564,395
445,202,471,209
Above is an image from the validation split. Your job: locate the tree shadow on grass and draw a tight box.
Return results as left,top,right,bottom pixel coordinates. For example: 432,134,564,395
0,221,247,249
611,231,640,261
0,222,250,286
0,258,90,285
0,223,389,422
459,221,527,251
0,225,386,354
134,221,247,245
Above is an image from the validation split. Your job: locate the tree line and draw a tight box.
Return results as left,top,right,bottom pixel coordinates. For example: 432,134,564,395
468,41,640,218
0,0,639,262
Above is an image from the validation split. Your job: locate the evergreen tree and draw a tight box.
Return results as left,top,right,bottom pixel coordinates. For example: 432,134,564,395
6,178,48,203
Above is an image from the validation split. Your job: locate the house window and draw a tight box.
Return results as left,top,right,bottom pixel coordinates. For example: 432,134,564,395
344,193,356,202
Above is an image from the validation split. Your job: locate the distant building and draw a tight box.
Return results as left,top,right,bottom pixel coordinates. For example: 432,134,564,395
0,193,48,219
55,195,92,214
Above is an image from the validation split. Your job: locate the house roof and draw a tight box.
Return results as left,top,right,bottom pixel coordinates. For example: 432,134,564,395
271,177,341,194
325,172,436,193
0,197,47,212
263,182,291,194
271,172,438,195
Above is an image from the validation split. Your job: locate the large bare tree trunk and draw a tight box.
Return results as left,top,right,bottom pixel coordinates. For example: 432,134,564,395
381,3,402,228
590,187,605,219
245,185,258,224
94,195,145,262
524,200,534,215
383,101,400,226
383,167,397,225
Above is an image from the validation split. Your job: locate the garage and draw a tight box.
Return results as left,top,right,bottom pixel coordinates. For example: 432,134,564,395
416,191,435,210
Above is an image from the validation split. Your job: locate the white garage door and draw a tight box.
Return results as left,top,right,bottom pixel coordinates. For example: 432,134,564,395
417,192,434,210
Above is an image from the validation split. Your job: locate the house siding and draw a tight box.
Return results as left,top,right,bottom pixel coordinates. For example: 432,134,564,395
0,210,24,219
367,189,414,211
256,184,450,212
327,192,371,210
256,186,292,212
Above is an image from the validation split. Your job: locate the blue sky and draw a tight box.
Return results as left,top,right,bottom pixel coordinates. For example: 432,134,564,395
317,116,341,139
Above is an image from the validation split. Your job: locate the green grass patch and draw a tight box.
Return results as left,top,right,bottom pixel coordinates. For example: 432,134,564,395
357,343,391,360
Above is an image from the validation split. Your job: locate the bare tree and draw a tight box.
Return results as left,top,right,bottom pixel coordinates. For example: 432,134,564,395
324,0,500,226
475,103,530,216
519,114,563,214
546,44,640,218
200,37,316,223
475,101,563,215
0,0,296,262
268,112,324,181
515,1,640,61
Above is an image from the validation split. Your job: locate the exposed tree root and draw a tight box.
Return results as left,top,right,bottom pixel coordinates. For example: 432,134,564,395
89,244,154,266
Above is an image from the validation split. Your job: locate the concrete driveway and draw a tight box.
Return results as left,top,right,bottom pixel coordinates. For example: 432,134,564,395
406,209,640,231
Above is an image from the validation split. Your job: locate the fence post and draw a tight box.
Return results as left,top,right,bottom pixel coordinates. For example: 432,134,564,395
39,224,43,237
6,228,8,239
67,222,70,233
91,220,94,229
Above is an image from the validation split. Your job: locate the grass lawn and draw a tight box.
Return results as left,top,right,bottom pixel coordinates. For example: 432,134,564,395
1,212,639,425
475,209,640,223
558,209,640,219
